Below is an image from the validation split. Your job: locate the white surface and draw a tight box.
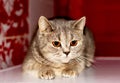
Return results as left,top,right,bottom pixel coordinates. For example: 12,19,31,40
0,59,120,83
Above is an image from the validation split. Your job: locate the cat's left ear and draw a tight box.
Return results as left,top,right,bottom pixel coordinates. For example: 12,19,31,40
73,16,86,32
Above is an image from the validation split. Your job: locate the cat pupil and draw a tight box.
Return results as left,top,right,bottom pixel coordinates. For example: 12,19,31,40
55,41,59,45
70,40,77,46
52,41,61,47
72,41,75,44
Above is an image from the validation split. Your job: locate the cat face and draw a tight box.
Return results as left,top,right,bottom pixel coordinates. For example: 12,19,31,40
38,16,86,64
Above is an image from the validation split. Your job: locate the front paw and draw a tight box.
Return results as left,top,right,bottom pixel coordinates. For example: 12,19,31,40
62,69,78,78
39,69,55,80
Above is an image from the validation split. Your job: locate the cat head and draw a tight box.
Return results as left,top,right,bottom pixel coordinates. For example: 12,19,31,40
37,16,86,64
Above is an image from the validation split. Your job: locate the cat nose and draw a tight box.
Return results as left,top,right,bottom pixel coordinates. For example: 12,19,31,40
63,51,70,55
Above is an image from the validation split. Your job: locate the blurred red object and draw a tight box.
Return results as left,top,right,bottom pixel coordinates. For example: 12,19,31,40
0,0,29,69
54,0,120,57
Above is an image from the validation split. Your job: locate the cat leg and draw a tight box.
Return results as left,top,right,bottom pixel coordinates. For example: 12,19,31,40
62,68,78,77
22,58,42,78
23,60,55,79
62,60,84,78
38,66,55,80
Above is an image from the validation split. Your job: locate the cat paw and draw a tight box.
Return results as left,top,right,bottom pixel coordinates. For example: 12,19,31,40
38,69,55,80
62,69,78,78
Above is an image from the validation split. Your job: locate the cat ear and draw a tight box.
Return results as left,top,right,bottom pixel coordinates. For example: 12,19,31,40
73,16,86,32
38,16,53,32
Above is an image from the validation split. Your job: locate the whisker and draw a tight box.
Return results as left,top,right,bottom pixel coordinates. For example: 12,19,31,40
78,56,91,62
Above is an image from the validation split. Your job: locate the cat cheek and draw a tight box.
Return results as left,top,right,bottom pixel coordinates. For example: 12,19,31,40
69,54,75,58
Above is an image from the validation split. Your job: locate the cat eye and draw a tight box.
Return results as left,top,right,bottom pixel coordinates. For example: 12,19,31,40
70,40,78,46
52,41,61,47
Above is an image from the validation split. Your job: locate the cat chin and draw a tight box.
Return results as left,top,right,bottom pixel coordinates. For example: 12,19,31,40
60,59,71,63
51,59,70,64
53,60,70,64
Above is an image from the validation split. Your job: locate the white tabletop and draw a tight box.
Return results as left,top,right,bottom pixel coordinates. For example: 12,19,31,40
0,58,120,83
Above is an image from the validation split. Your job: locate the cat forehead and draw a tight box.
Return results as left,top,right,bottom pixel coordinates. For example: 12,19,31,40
50,19,74,28
48,19,81,40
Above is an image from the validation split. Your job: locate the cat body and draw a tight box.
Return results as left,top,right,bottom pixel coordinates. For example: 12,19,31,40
22,16,95,79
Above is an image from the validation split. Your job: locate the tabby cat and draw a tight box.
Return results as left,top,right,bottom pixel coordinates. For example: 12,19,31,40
22,16,95,80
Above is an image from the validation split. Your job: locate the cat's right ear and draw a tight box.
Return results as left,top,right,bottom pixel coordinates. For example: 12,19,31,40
38,16,53,32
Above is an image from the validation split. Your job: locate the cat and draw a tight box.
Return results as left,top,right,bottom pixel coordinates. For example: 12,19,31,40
22,16,95,80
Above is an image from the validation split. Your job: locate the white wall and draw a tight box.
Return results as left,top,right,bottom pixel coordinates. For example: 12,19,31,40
29,0,54,40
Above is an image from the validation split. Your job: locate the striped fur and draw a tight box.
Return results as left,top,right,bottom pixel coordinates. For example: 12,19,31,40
22,16,95,79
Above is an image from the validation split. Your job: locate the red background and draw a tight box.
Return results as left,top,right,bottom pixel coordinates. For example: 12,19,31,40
54,0,120,57
0,0,29,69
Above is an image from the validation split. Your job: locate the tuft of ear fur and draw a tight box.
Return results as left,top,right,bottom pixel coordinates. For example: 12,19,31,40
38,16,53,32
73,16,86,32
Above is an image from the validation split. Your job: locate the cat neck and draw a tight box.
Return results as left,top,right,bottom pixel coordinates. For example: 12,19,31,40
32,51,65,68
